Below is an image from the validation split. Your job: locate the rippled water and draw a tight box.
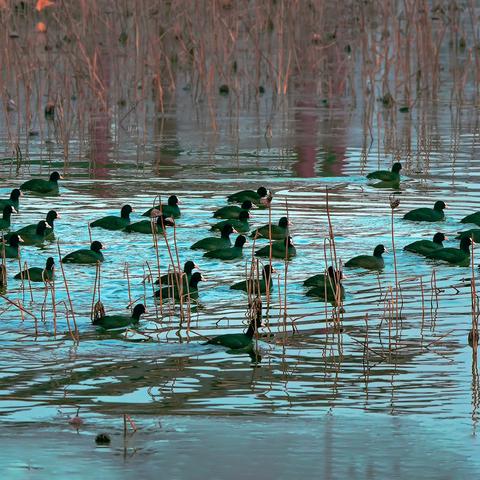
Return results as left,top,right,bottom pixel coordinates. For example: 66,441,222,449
2,93,480,475
1,0,480,475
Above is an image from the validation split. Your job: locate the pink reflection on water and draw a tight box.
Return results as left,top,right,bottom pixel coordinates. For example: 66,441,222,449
88,45,112,189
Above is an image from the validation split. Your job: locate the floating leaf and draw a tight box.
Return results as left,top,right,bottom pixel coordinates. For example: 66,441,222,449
36,0,54,11
380,92,394,108
36,22,47,33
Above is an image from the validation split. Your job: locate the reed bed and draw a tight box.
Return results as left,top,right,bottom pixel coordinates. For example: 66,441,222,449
0,1,477,171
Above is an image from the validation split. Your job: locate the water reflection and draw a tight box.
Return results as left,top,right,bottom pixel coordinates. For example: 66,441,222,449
1,414,478,479
88,44,113,184
152,116,182,176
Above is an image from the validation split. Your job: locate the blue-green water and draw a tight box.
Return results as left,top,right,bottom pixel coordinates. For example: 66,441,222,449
2,99,480,476
1,415,479,480
2,2,480,474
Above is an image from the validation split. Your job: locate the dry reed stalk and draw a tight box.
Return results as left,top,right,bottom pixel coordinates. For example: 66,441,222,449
57,300,76,343
471,239,478,351
420,276,425,344
267,199,273,305
151,218,163,316
387,286,393,352
90,260,99,321
255,259,261,301
145,260,162,321
32,297,38,336
0,238,6,291
283,253,291,333
472,350,479,429
180,272,192,335
322,239,332,322
276,273,284,338
161,219,187,327
141,263,149,311
124,262,132,308
16,253,25,300
40,276,50,323
56,241,78,341
17,259,25,299
389,195,400,327
51,274,57,336
170,221,189,329
363,313,370,368
90,261,102,321
0,294,38,322
283,197,295,332
430,268,439,331
324,188,344,329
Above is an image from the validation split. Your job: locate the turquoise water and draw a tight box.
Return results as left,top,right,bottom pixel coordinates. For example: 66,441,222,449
1,415,479,480
1,98,480,476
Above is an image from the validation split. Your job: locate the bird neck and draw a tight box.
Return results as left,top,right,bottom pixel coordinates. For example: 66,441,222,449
327,273,340,286
246,316,260,339
189,278,200,289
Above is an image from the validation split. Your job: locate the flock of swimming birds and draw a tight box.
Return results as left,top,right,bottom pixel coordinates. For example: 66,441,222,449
0,163,478,350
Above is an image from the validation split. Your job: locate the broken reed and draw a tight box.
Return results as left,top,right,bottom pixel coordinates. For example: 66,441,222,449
56,241,78,341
